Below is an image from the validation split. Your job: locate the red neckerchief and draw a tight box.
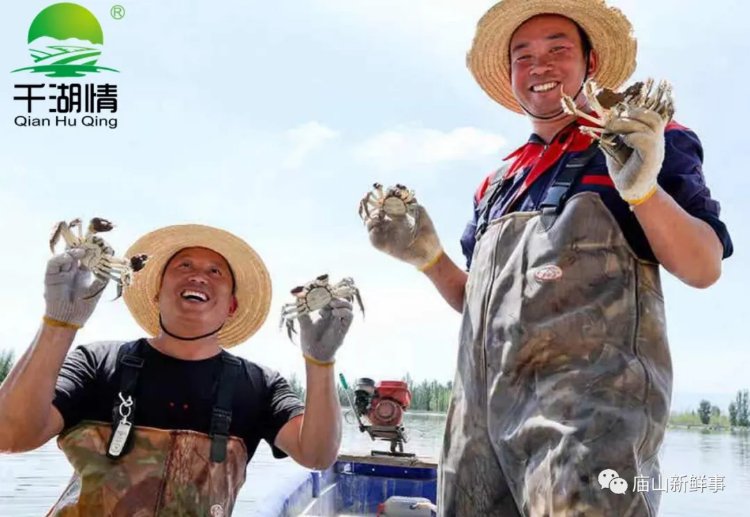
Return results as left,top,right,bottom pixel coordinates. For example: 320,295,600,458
499,118,596,212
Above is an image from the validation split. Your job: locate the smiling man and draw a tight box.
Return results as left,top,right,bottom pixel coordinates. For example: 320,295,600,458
0,224,352,516
362,0,733,515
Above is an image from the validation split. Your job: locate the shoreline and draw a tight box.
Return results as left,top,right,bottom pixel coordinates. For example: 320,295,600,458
667,423,750,434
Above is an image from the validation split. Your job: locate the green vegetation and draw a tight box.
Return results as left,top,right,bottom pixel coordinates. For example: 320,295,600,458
0,349,14,383
670,389,749,431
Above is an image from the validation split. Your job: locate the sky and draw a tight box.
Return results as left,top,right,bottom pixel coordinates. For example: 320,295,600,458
0,0,747,413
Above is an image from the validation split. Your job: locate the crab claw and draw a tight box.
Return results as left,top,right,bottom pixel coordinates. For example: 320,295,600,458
113,282,124,301
90,218,115,233
354,288,365,318
130,254,148,272
286,320,298,342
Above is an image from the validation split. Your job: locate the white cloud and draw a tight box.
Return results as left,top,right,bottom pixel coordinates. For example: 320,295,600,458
354,125,507,171
283,121,339,169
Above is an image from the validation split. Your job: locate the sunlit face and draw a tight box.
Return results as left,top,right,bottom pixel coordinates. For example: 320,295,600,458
158,247,237,335
509,14,596,118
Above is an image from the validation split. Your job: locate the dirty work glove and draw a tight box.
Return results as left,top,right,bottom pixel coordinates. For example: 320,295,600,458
298,299,354,366
366,203,443,272
603,107,666,206
44,249,109,328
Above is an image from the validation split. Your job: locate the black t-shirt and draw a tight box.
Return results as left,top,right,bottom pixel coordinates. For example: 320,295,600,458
52,339,305,462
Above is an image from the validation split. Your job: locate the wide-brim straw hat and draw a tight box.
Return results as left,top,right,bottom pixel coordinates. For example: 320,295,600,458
123,224,272,348
467,0,637,113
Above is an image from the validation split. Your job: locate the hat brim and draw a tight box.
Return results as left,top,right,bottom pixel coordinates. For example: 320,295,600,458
123,224,272,348
467,0,637,113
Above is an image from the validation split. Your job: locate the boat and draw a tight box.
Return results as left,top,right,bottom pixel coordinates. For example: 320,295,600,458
266,375,439,516
272,453,437,516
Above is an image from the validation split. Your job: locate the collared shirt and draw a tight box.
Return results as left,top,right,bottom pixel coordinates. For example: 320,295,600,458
460,121,733,269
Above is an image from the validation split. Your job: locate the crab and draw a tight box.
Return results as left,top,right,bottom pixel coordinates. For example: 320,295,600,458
49,217,148,299
560,78,675,166
279,274,364,341
358,183,417,221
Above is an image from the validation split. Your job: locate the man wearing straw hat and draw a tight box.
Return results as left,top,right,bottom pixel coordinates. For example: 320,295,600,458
362,0,733,515
0,224,352,515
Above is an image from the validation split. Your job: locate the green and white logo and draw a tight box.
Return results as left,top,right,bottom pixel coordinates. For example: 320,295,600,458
12,3,118,77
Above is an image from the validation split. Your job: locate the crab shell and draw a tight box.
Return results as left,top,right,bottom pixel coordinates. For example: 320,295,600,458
302,286,335,312
382,196,408,216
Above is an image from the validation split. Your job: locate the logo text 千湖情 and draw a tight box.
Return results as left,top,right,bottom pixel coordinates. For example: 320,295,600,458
12,3,120,130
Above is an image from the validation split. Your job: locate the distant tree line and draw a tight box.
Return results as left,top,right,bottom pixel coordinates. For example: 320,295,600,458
0,349,14,384
728,390,750,427
672,389,749,428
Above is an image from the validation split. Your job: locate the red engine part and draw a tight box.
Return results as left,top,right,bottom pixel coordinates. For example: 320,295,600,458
376,381,411,408
367,381,411,427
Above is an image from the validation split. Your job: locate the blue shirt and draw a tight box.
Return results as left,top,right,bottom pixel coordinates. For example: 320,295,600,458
460,121,733,269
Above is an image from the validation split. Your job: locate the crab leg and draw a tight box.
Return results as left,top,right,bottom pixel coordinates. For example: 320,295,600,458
358,195,371,220
68,219,83,242
101,255,130,265
584,80,607,120
561,95,607,128
353,289,365,318
92,267,126,283
50,223,82,252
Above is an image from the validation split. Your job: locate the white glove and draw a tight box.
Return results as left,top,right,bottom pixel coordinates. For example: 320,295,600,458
603,107,666,205
365,204,443,271
44,249,108,328
298,299,353,365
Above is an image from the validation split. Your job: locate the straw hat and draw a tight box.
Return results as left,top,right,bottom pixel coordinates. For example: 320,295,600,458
123,224,272,348
467,0,637,113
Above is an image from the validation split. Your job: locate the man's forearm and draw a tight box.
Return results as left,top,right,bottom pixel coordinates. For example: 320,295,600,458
0,323,74,451
423,252,468,313
297,362,341,469
633,187,723,288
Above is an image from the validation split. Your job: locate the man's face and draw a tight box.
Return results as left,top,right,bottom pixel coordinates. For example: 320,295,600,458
509,15,594,118
158,247,237,335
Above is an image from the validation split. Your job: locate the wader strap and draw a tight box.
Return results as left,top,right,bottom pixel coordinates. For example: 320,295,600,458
539,143,600,214
474,165,510,242
107,340,145,459
111,340,145,422
209,354,241,463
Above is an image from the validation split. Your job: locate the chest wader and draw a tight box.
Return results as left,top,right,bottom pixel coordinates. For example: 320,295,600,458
47,341,248,517
439,146,672,517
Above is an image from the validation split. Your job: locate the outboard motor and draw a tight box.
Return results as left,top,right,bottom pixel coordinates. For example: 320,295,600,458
343,375,413,455
355,378,411,427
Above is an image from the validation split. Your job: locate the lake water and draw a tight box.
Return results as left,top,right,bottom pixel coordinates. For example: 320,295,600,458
1,413,748,516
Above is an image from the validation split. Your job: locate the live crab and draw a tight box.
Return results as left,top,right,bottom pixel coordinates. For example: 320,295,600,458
279,274,364,341
561,78,675,166
358,183,417,221
49,217,148,299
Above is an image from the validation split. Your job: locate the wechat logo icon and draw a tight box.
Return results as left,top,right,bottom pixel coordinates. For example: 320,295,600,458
599,469,629,494
12,3,118,77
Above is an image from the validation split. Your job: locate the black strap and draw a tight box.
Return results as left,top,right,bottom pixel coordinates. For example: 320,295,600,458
111,340,145,423
474,165,510,241
539,143,600,214
209,353,241,463
107,340,145,459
